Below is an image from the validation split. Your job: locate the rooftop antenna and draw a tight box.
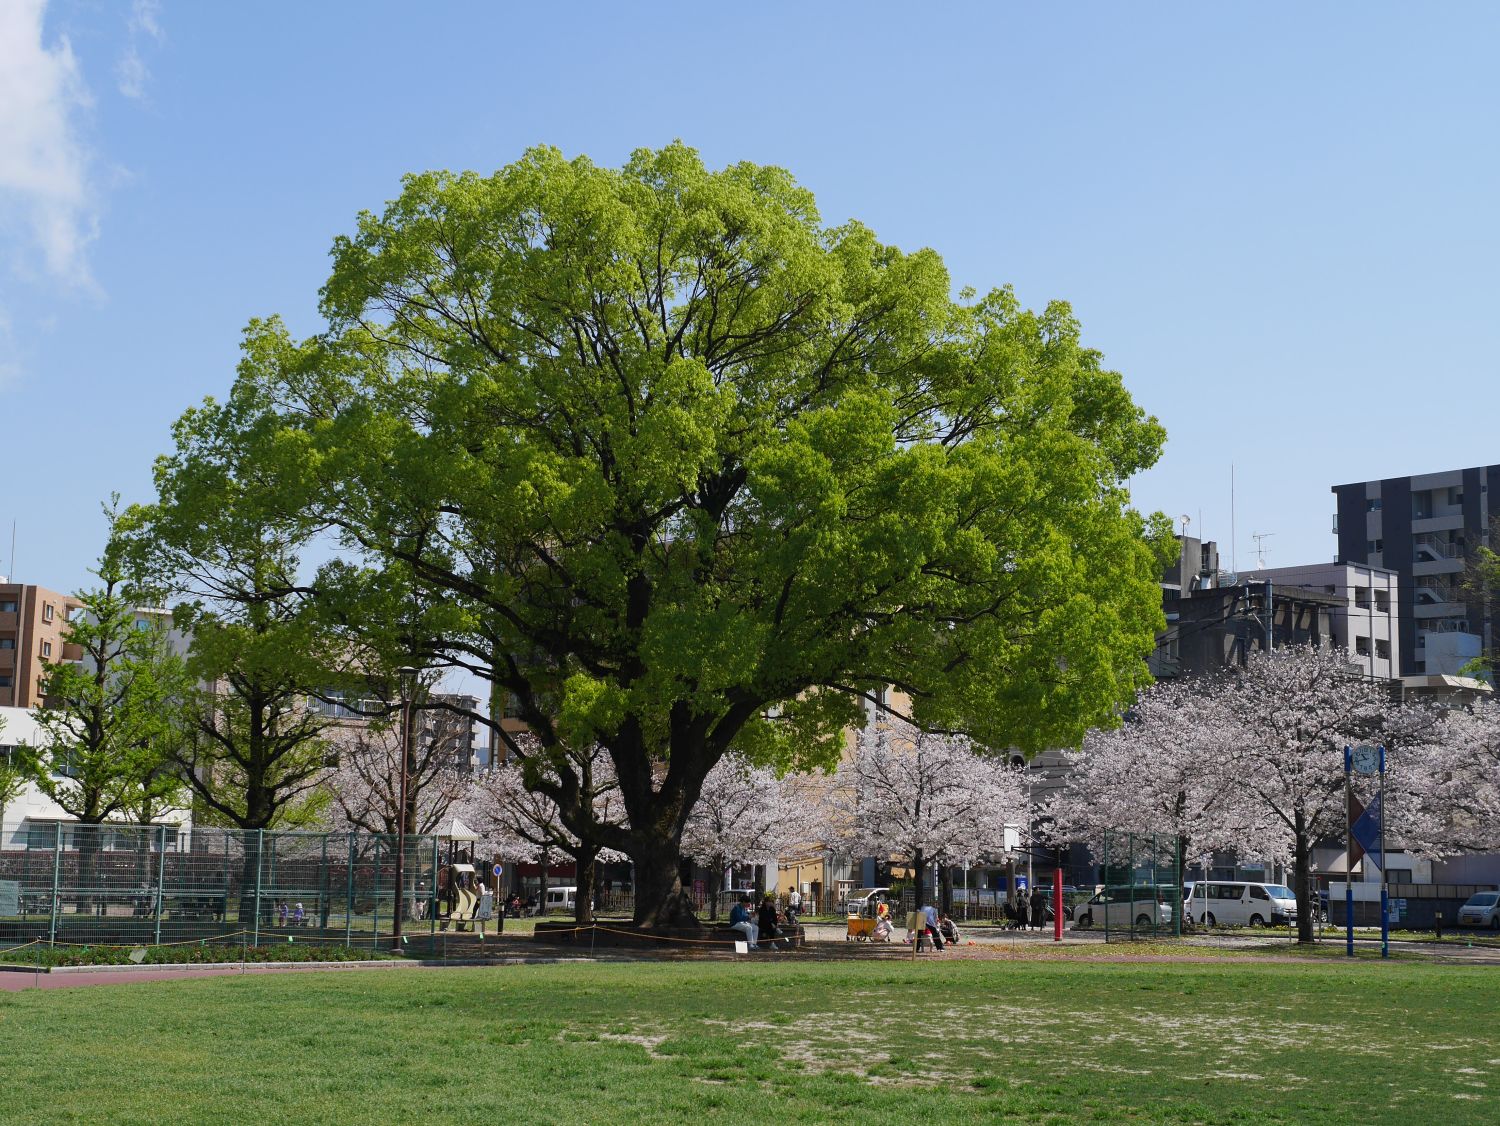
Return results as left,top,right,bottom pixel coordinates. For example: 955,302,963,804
1179,514,1191,537
1253,532,1275,570
1230,464,1237,573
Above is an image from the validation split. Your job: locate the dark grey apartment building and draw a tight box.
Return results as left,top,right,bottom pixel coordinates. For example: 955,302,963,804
1332,464,1499,677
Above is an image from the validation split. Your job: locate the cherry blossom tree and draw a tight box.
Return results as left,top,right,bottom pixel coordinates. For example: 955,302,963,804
832,718,1029,910
1406,696,1500,853
680,755,822,920
1044,678,1268,882
464,741,627,924
1212,645,1417,943
325,708,474,838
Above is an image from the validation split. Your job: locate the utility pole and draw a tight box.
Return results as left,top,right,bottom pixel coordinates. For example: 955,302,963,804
392,666,418,950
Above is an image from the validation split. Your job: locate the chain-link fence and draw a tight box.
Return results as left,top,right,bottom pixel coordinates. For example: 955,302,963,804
1073,831,1183,942
0,823,444,951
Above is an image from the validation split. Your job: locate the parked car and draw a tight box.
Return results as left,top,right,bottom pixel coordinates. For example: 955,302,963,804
1182,881,1297,928
842,887,891,916
1070,885,1174,929
1456,892,1500,929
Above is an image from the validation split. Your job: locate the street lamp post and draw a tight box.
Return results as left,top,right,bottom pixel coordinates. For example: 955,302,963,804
392,666,417,950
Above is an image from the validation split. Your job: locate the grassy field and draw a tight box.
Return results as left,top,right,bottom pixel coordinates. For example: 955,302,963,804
1,958,1496,1124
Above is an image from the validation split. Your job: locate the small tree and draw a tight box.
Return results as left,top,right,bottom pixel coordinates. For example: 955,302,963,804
19,516,190,829
466,742,627,924
326,703,473,838
833,718,1029,911
681,755,819,920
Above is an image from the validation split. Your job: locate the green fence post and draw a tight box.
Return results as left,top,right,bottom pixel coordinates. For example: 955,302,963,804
223,830,231,931
344,832,355,949
48,822,63,947
319,833,329,932
153,824,167,945
252,828,264,948
372,836,380,948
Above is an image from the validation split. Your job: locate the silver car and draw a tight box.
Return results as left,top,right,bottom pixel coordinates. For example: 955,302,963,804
1456,892,1500,929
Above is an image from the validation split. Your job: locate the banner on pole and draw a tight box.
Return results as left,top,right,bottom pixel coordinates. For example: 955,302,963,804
1351,792,1384,872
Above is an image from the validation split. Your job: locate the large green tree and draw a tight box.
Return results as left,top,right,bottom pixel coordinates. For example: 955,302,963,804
123,363,351,834
219,143,1171,926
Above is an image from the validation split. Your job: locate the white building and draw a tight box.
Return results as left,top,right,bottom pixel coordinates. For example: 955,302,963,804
1243,562,1401,681
0,705,192,849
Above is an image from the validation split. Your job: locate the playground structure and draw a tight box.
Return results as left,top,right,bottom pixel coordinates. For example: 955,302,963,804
431,820,495,937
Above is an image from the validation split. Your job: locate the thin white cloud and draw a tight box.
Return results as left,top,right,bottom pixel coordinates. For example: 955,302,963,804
0,0,97,288
117,0,164,102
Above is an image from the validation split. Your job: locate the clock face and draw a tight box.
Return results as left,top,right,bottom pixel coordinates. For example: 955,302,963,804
1351,747,1380,775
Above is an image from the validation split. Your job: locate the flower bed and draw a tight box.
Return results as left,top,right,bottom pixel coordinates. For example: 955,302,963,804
0,943,404,969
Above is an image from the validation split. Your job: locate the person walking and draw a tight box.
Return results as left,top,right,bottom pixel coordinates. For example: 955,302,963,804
1030,889,1046,931
787,887,802,925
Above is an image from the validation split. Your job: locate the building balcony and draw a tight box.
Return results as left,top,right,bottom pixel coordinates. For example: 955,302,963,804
1412,557,1465,577
1413,601,1469,619
60,643,83,662
1412,514,1466,535
0,612,17,631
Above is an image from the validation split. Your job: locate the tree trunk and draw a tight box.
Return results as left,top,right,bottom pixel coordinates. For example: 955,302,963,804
573,847,597,925
707,861,725,922
1293,810,1314,944
631,841,699,928
940,863,954,917
538,853,550,916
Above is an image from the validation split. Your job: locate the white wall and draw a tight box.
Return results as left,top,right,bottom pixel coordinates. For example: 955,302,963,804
0,705,192,848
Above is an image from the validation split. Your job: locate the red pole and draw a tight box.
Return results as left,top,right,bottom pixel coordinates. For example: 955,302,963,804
1053,866,1063,942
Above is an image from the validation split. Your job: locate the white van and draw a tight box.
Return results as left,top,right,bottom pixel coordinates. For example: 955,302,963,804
544,885,578,912
1070,885,1174,929
1183,881,1296,927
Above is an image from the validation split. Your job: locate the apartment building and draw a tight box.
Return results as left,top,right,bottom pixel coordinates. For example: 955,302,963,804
1150,536,1344,679
0,582,83,708
1332,464,1499,676
1241,562,1401,681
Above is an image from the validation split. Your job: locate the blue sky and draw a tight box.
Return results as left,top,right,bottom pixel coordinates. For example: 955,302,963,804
3,1,1498,595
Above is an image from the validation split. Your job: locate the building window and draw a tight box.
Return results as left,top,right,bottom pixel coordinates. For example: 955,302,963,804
0,675,11,689
1366,499,1382,511
1387,868,1413,885
1376,639,1391,660
42,603,54,622
1354,589,1371,609
1355,636,1371,656
0,638,13,649
0,600,16,613
40,641,51,658
1374,590,1390,613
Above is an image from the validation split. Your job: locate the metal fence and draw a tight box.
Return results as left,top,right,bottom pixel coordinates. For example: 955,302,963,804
1093,831,1184,942
0,823,444,950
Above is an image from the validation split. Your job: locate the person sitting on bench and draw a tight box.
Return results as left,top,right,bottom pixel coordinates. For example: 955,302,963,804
729,896,761,949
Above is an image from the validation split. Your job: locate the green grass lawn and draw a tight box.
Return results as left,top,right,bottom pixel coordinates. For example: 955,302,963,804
1,959,1496,1124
